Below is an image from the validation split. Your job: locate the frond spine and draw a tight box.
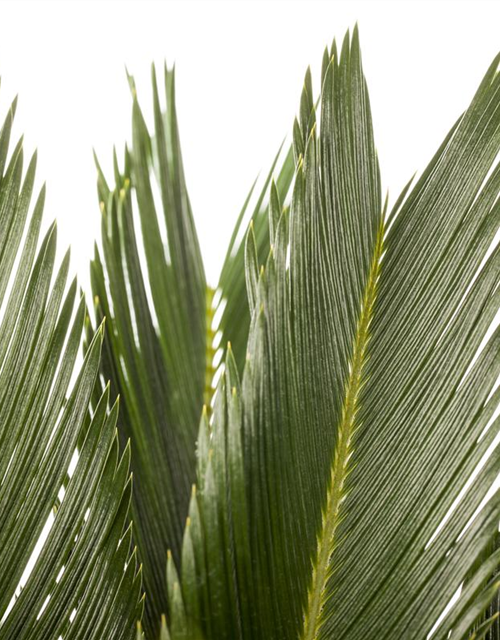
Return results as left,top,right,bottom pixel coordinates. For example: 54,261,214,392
302,222,384,640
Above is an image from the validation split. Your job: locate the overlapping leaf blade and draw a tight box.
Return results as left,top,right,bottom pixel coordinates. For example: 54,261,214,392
91,64,208,635
313,45,500,638
166,28,500,640
166,27,379,639
91,62,296,636
216,143,295,373
0,93,141,639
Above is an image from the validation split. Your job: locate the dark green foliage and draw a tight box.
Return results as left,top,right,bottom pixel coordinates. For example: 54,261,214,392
0,90,141,639
2,25,497,640
90,65,208,636
155,30,500,639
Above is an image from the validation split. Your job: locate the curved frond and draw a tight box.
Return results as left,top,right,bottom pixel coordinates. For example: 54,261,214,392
0,93,141,638
168,28,500,640
91,64,207,635
91,63,296,635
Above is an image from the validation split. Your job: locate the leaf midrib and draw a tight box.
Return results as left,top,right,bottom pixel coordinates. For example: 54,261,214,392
301,223,384,640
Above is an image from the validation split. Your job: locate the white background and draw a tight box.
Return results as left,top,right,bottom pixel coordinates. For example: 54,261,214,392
0,0,499,286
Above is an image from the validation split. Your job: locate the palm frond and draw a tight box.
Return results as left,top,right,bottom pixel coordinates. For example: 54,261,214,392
90,63,207,635
0,91,141,639
166,27,500,640
91,62,297,635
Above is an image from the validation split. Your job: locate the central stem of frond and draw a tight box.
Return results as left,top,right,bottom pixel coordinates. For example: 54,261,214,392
301,223,384,640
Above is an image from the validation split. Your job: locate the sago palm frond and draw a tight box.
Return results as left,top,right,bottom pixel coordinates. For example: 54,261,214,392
90,64,295,635
0,90,143,638
91,28,500,639
90,65,207,636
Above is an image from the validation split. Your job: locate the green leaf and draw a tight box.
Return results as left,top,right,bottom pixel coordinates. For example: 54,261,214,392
0,94,139,638
216,142,294,374
92,60,296,636
91,63,207,636
170,27,500,640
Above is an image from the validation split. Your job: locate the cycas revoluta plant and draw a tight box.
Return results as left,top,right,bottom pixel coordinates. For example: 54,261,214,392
1,26,500,640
